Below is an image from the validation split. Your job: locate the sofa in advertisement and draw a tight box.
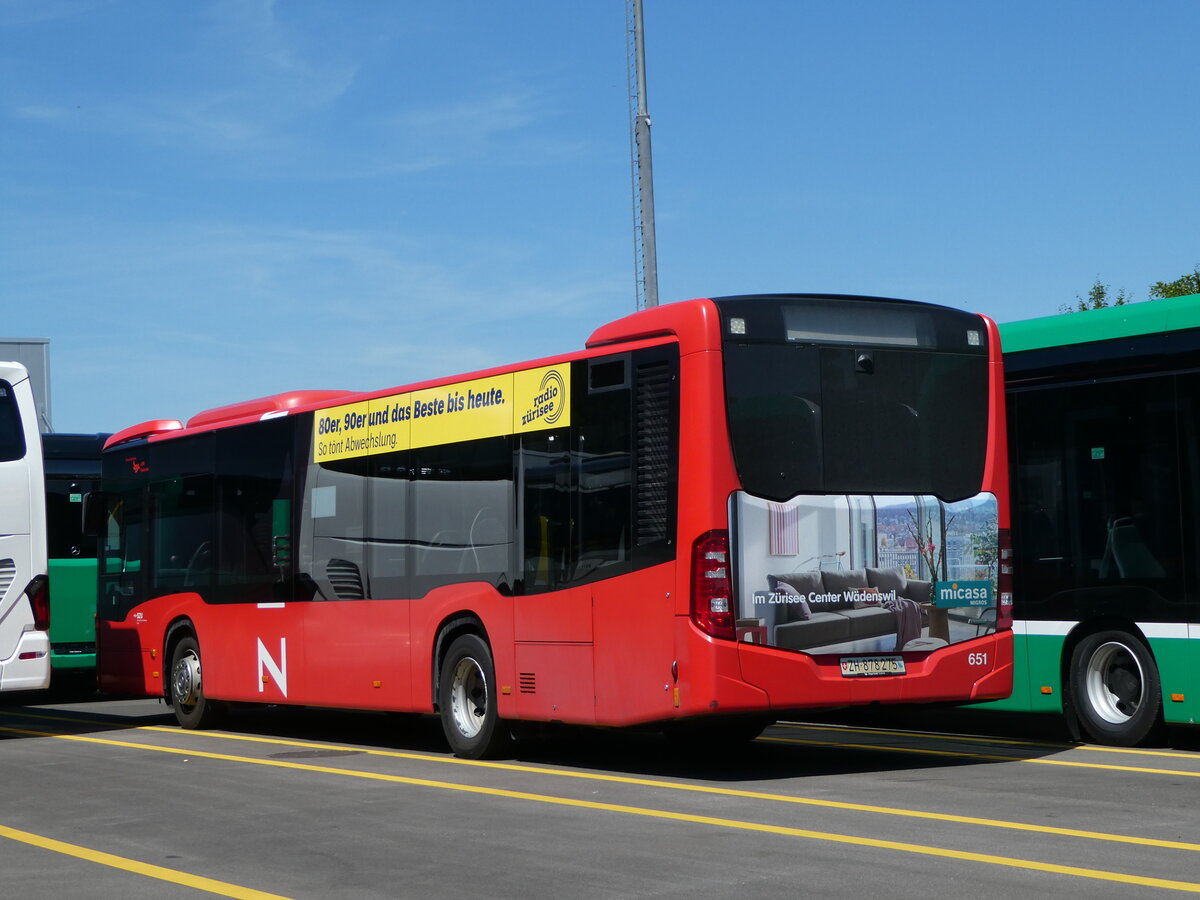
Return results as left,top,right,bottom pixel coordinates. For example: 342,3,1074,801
733,492,998,655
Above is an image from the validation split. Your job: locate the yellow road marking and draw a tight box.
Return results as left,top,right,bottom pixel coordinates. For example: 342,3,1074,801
780,721,1072,750
4,723,1200,893
781,721,1200,760
6,711,1200,853
763,734,1200,778
0,823,292,900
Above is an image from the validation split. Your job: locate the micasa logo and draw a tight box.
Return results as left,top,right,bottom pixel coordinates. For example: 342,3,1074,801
936,580,991,605
522,368,566,427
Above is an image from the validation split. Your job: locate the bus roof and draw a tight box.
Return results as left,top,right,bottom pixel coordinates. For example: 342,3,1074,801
1000,292,1200,353
106,294,984,450
42,432,110,459
106,300,719,450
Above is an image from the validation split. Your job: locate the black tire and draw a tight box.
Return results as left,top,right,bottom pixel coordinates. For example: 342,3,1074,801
438,633,511,759
168,635,226,729
1068,630,1163,746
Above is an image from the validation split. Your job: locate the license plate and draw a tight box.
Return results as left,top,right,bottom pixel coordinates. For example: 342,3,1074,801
839,655,906,677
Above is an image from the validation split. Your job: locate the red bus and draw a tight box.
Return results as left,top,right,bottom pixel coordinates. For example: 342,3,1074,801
96,295,1012,757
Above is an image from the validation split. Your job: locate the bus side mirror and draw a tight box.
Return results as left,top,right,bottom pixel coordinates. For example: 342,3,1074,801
81,491,107,538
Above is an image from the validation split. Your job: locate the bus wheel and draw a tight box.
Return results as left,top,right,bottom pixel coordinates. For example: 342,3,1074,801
1068,630,1163,746
169,636,226,730
438,634,510,759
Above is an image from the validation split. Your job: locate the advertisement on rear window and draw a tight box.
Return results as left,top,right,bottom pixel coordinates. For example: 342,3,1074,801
732,492,998,656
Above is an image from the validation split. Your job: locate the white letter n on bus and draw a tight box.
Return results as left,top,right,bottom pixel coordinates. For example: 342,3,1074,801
257,637,288,698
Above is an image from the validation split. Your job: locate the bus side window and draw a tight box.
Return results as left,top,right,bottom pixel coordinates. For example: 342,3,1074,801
1016,377,1184,600
366,450,410,600
82,491,106,539
411,435,514,597
0,382,26,462
152,474,215,594
520,430,570,593
215,417,296,603
572,357,632,582
100,489,144,620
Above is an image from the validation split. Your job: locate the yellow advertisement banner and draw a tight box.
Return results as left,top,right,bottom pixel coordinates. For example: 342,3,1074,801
410,373,513,449
313,399,379,463
513,364,570,433
313,364,571,464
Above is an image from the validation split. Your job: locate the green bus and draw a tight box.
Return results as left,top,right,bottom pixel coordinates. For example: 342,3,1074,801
42,433,107,678
989,293,1200,744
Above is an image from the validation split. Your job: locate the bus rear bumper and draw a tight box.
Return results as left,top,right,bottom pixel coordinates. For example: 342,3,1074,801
737,630,1014,709
0,631,52,691
49,650,97,671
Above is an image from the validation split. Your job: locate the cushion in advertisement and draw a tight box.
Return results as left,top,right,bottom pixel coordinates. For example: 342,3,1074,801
866,566,907,594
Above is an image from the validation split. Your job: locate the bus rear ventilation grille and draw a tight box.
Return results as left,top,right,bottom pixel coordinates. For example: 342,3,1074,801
0,558,15,597
519,673,537,694
635,361,672,545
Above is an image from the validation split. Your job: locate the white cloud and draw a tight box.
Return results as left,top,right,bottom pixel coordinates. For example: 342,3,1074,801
12,103,71,120
4,214,626,432
4,0,360,158
0,0,113,27
394,89,540,144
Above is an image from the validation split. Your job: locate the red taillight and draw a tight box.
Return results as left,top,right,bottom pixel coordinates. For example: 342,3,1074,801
26,575,50,632
691,530,735,640
995,527,1013,631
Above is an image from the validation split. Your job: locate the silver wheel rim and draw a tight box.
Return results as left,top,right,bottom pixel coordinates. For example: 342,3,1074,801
1084,641,1144,725
449,657,487,739
172,649,201,710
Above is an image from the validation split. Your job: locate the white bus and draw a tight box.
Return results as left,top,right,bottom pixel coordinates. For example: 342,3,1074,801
0,361,51,691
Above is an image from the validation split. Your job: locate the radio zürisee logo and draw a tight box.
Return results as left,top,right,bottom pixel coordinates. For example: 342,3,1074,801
522,369,565,427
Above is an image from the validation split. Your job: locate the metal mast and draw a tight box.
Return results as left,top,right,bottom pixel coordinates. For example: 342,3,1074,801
627,0,659,308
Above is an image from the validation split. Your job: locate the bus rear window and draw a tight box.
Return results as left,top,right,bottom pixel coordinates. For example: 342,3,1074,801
724,344,988,501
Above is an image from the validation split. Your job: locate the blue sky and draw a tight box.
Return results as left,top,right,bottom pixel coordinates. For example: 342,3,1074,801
3,1,1198,434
